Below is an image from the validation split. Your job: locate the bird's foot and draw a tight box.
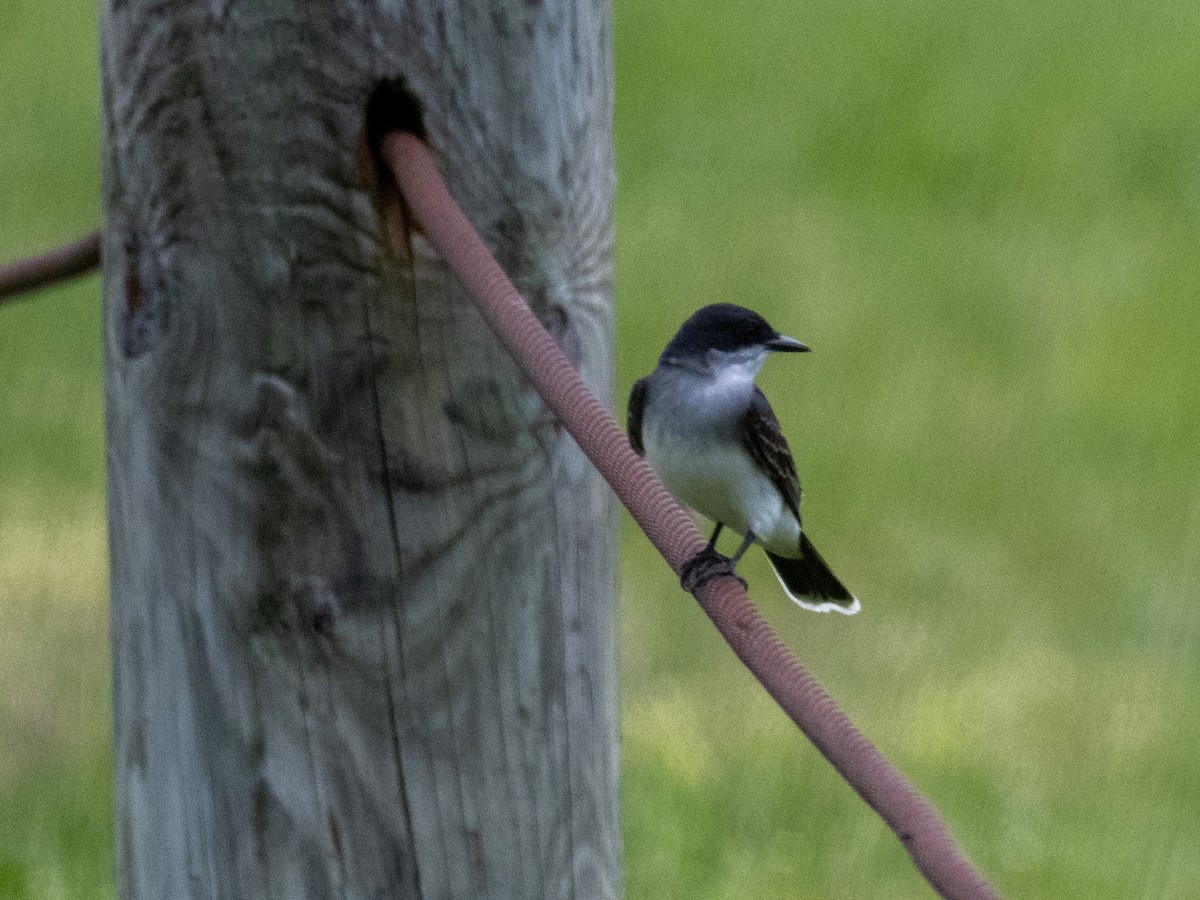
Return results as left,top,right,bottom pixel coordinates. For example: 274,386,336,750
680,547,747,593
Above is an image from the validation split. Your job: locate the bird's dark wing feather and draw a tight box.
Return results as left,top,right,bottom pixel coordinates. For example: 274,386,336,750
739,387,802,520
628,377,649,456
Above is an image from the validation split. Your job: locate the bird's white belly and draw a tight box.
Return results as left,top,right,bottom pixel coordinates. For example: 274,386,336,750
644,427,801,557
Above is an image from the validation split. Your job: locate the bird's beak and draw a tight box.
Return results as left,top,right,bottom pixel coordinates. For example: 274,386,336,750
767,334,811,353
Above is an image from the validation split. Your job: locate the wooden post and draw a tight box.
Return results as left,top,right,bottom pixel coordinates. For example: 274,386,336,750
100,1,618,897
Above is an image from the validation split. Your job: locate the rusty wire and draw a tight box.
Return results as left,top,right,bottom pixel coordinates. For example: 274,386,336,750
381,130,999,900
0,230,100,302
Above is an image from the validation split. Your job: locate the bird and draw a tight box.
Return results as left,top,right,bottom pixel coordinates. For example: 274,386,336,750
628,303,859,614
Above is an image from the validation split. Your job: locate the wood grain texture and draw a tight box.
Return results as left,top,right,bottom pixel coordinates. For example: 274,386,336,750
100,1,617,897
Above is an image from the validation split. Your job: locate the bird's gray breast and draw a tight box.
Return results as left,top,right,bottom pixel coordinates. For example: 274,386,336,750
639,366,798,552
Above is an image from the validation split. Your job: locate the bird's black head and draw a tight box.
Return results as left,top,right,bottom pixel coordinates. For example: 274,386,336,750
660,303,809,363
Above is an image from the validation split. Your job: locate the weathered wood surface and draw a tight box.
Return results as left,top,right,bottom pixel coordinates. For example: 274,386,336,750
100,1,618,897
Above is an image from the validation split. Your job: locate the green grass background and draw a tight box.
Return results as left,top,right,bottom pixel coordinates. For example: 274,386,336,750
3,0,1200,896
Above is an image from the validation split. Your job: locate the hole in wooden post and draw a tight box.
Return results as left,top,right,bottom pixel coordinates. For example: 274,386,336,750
365,77,427,150
360,77,428,261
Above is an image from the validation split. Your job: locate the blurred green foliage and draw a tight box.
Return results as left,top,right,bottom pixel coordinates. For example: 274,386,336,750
3,0,1200,897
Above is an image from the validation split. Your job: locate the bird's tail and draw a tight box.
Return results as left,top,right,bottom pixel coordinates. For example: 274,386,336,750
765,533,860,615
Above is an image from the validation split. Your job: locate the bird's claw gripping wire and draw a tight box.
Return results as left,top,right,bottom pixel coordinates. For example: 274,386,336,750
680,546,747,593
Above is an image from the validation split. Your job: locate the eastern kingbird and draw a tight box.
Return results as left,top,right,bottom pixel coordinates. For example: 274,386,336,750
628,303,859,614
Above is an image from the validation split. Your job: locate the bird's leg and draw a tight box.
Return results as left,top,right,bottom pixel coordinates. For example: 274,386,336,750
729,531,756,566
706,523,724,551
680,524,748,593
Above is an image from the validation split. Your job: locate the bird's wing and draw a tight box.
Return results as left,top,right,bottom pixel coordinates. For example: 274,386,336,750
739,387,802,520
627,376,649,456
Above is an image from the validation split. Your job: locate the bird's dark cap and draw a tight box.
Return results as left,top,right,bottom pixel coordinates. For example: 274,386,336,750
661,303,803,361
